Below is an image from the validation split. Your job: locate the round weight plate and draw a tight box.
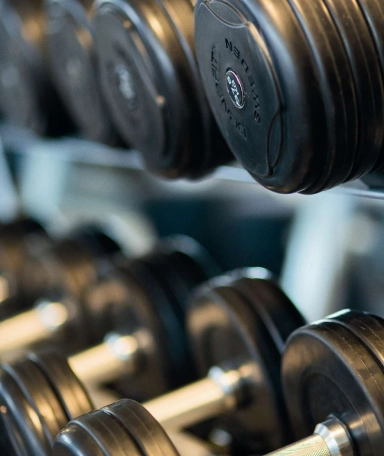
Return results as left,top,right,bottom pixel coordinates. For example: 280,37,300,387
0,368,50,455
120,258,192,393
94,0,231,178
326,310,384,368
0,1,45,133
195,0,334,193
321,0,384,180
0,359,68,454
53,409,142,456
233,270,305,353
356,0,384,170
45,0,117,144
82,271,170,401
157,235,222,305
28,350,93,421
94,0,188,173
154,0,232,175
0,1,74,136
221,270,304,453
188,278,286,453
136,253,198,381
103,399,179,456
285,0,357,193
138,235,220,322
94,259,185,400
282,319,384,455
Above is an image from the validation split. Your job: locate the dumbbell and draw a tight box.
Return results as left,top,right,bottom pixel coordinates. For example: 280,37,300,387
0,237,221,455
44,0,119,144
55,399,180,456
0,222,124,357
56,309,384,456
1,269,304,455
0,235,219,365
54,400,229,456
194,0,384,194
93,0,233,178
261,309,384,456
0,0,74,135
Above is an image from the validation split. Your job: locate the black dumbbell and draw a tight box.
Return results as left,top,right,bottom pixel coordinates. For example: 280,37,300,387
0,222,124,357
194,0,384,194
54,400,180,456
0,235,219,366
0,237,221,455
259,310,384,456
56,309,384,456
0,0,74,135
44,0,120,144
4,269,304,455
92,0,233,178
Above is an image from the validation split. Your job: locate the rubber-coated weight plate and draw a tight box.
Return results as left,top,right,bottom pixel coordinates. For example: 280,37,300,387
221,270,304,452
282,319,384,456
0,369,49,455
153,0,230,176
286,0,356,192
46,0,118,144
82,271,172,401
53,409,142,456
0,359,68,455
195,0,329,193
28,350,93,421
357,0,384,171
327,310,384,368
0,1,74,135
156,236,222,306
119,258,192,394
195,0,362,193
321,0,384,180
94,0,232,178
0,1,45,133
188,276,287,453
233,270,305,353
103,399,179,456
138,235,220,322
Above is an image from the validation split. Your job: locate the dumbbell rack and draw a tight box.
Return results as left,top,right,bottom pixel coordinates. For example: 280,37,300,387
0,121,383,454
0,121,383,324
2,124,384,200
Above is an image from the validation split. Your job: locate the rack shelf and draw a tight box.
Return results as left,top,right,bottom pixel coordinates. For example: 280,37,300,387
2,124,384,200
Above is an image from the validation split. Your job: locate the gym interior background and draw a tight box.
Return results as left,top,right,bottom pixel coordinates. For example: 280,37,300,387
0,0,384,455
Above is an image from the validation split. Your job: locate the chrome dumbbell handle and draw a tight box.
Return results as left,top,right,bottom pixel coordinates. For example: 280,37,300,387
68,333,139,387
265,418,353,456
0,300,68,358
144,365,243,430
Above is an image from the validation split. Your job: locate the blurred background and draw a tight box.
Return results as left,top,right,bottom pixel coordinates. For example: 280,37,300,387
0,123,382,325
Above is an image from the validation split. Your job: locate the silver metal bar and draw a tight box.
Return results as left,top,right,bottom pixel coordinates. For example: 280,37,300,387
144,366,241,430
68,333,139,387
0,300,68,359
265,418,353,456
264,435,331,456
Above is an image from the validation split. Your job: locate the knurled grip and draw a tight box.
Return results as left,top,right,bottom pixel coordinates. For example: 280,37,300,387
265,434,331,456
